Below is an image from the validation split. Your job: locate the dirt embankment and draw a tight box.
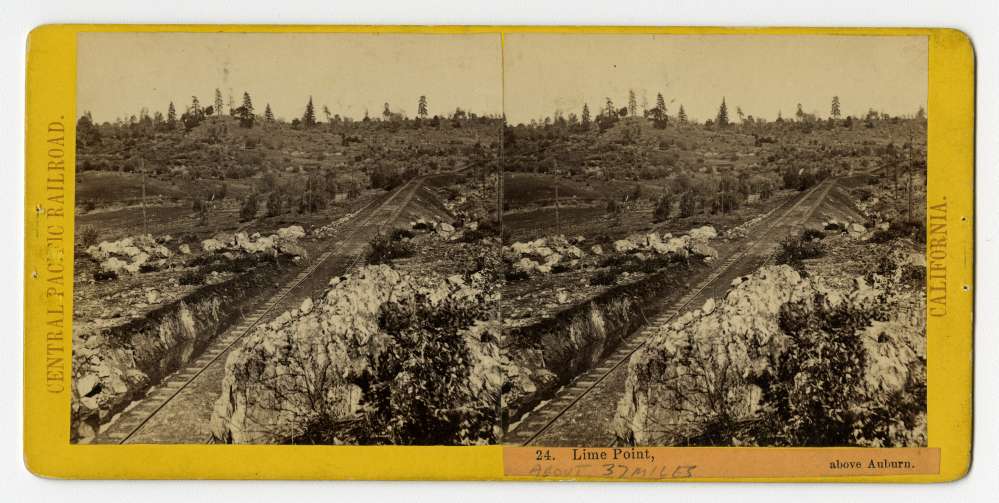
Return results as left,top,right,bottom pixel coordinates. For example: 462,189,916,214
502,257,708,427
71,259,287,442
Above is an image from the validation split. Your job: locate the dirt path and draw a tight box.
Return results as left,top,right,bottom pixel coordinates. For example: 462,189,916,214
92,180,423,444
506,180,837,446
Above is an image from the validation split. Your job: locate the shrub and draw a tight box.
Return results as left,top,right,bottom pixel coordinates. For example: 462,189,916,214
653,191,672,222
389,228,414,241
869,220,925,245
752,295,875,445
800,228,827,242
179,270,205,285
77,225,100,249
774,233,825,270
367,233,414,264
239,193,259,222
504,268,530,282
138,263,160,273
412,221,434,232
606,198,620,215
900,264,926,289
93,270,117,282
590,269,618,286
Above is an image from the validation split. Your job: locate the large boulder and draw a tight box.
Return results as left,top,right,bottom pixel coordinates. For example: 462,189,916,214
613,239,637,253
615,264,926,447
210,265,502,445
688,225,718,242
689,241,718,260
276,225,306,241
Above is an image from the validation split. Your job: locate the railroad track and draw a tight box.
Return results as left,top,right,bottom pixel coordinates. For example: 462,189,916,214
503,179,835,446
93,179,422,444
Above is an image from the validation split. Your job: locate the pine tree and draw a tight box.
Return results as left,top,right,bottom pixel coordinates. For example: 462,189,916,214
628,89,638,117
214,89,224,121
167,101,177,128
190,96,202,119
417,95,428,119
677,105,687,124
796,103,805,121
652,92,668,128
604,98,615,118
383,102,391,120
653,189,672,222
238,92,255,128
716,98,729,127
76,112,100,148
302,97,316,127
323,105,332,124
264,103,275,122
831,96,841,119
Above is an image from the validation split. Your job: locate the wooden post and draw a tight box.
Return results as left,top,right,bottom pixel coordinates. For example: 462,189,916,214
554,159,561,236
141,158,147,236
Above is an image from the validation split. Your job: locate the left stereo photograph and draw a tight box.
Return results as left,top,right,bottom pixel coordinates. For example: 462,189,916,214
71,32,505,445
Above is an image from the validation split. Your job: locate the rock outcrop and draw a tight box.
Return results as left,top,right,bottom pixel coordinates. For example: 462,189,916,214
210,265,502,445
201,225,308,258
615,263,926,447
87,234,173,274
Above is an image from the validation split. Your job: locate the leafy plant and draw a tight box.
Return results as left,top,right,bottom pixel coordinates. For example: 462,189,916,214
367,233,414,264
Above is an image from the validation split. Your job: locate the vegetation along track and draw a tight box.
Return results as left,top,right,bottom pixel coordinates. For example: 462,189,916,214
504,179,835,446
93,179,423,444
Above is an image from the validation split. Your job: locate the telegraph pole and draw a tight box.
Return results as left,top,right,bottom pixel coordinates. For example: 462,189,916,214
141,157,147,236
554,159,561,236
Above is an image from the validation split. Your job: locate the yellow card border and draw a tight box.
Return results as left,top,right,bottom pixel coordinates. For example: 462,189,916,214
23,24,974,481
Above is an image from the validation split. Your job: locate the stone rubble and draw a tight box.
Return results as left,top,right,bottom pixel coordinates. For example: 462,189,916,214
504,226,718,277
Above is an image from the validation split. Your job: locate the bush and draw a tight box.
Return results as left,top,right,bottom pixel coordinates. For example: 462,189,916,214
459,219,502,244
389,228,414,241
590,269,618,286
653,191,672,222
179,270,205,285
900,264,926,289
239,193,259,222
367,233,414,264
800,228,827,242
752,295,876,445
869,220,925,245
77,225,100,249
504,268,530,283
138,263,160,273
606,198,620,215
412,221,434,232
93,270,118,282
774,233,825,269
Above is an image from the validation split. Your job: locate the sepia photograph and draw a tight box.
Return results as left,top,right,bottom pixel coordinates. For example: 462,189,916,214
70,30,928,450
72,32,505,445
499,34,929,448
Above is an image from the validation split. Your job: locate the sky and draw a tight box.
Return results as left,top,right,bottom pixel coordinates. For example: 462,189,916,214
77,32,504,123
503,34,928,124
78,32,927,125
